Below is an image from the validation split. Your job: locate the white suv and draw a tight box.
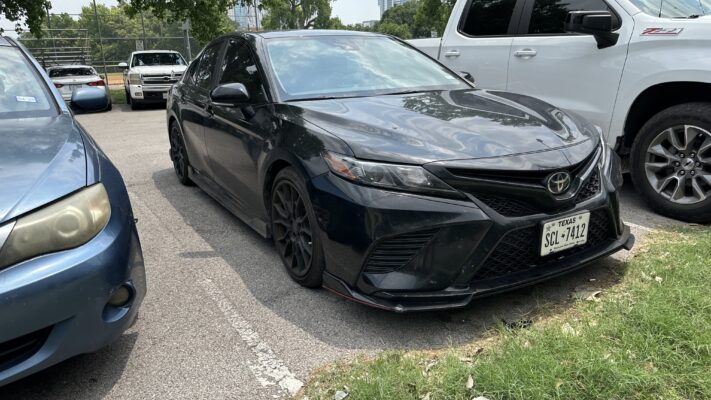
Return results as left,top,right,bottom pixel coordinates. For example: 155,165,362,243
119,50,188,110
411,0,711,223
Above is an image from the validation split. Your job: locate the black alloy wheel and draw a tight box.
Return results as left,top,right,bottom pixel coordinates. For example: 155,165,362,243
271,168,324,287
631,102,711,223
169,124,194,186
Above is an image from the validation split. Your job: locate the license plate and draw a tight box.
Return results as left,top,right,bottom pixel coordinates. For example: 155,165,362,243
540,212,590,256
162,92,168,99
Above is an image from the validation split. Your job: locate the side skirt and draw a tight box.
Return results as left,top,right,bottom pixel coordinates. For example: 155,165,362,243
188,167,270,238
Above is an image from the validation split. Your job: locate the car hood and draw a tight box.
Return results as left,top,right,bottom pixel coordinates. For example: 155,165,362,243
0,114,87,224
130,65,187,75
291,89,598,165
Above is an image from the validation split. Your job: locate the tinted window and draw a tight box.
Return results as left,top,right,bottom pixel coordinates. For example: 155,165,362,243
194,44,221,91
0,47,56,119
131,52,186,67
629,0,710,17
48,67,96,78
460,0,518,36
265,36,469,101
528,0,620,34
219,40,267,103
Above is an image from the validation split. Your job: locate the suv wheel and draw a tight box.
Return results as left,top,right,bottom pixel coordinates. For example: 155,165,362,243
630,103,711,223
270,168,324,288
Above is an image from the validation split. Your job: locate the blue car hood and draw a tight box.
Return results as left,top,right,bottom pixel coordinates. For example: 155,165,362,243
0,114,87,224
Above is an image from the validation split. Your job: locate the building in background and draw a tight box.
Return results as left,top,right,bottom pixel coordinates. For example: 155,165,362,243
228,0,263,31
361,20,379,28
378,0,411,17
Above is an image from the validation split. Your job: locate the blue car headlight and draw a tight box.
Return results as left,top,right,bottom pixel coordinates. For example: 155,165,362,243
0,184,111,269
323,151,459,197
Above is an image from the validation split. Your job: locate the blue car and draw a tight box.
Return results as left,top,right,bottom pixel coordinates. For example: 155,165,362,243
0,37,146,386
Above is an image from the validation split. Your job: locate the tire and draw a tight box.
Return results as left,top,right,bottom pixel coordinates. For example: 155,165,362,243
125,89,131,104
630,102,711,223
169,123,194,186
130,98,141,110
270,167,325,288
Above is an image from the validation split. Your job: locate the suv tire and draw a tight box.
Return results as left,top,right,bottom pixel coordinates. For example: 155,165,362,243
630,102,711,223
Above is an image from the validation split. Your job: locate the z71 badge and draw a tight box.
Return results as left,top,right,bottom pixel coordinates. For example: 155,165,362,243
641,27,684,36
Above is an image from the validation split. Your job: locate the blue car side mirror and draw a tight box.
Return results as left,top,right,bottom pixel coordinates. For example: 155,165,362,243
70,87,110,113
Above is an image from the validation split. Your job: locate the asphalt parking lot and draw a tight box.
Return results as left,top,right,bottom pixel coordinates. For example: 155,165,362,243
0,105,685,400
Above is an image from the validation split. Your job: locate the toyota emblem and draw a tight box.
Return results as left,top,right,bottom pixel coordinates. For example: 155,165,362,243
547,172,571,195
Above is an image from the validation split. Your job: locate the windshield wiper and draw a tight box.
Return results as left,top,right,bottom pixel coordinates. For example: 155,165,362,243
286,95,363,102
383,89,431,96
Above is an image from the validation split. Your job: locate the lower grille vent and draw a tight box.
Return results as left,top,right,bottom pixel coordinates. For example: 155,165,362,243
364,229,438,274
473,194,539,217
472,209,612,282
0,326,52,372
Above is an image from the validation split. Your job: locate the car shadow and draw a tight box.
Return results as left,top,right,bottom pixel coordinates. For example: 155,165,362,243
0,331,138,399
152,168,630,351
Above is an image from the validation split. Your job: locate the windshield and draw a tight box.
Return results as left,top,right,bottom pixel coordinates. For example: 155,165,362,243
630,0,710,17
265,36,469,101
49,67,97,78
0,47,57,119
132,53,186,67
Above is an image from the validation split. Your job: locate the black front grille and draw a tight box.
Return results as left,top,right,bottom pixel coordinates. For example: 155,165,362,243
471,209,613,282
364,229,438,274
0,327,52,372
472,194,539,217
575,168,601,203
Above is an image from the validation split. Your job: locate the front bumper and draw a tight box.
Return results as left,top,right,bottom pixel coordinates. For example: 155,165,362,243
310,156,633,312
0,207,146,386
128,84,170,103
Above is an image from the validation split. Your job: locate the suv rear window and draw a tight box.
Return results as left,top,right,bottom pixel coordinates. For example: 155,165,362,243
0,47,57,119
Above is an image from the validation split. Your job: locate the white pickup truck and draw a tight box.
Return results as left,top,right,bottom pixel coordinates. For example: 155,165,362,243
118,50,188,110
410,0,711,223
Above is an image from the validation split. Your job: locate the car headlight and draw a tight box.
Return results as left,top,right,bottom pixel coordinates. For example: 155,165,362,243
0,184,111,269
595,125,611,172
128,72,142,85
323,152,459,197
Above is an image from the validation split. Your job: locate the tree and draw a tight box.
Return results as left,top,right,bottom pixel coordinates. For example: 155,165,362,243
377,0,429,38
119,0,236,43
415,0,455,37
256,0,333,30
1,0,50,36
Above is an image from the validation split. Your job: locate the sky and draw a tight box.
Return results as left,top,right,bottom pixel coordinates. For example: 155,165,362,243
0,0,381,38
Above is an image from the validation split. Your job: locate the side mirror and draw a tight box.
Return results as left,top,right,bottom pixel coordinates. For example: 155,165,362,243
70,87,110,113
459,71,476,86
210,83,250,106
117,62,128,70
565,11,619,49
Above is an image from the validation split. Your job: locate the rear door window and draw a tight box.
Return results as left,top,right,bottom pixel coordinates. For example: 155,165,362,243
459,0,520,36
0,47,57,119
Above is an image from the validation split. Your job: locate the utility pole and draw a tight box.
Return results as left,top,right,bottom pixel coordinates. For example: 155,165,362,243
46,4,57,67
140,11,147,50
92,0,109,80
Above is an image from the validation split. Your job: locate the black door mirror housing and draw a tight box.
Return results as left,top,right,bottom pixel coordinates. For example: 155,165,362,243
210,83,250,106
459,71,476,86
565,11,619,49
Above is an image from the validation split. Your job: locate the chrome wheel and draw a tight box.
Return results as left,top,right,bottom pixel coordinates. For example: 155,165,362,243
272,180,313,278
645,125,711,204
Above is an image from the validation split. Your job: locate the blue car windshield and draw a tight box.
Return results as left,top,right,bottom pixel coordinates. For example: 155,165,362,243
265,35,469,101
0,47,57,119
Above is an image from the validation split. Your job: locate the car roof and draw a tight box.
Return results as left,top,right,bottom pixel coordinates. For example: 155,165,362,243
253,29,384,39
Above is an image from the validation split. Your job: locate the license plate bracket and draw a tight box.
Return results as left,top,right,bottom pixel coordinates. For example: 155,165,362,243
540,212,590,256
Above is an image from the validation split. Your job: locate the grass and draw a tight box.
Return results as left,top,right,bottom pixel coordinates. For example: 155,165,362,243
303,228,711,400
110,88,127,104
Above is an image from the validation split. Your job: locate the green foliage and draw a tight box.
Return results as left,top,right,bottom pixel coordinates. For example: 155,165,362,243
415,0,455,37
120,0,236,43
256,0,333,30
305,228,711,399
0,0,50,36
377,0,429,38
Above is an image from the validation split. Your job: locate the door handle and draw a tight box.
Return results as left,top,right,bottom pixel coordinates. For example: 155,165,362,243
443,50,460,58
514,49,537,58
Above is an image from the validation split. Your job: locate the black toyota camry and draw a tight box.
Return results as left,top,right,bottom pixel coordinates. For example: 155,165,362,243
167,30,634,312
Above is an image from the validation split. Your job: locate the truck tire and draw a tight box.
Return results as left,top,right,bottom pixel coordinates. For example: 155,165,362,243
130,98,142,110
630,103,711,223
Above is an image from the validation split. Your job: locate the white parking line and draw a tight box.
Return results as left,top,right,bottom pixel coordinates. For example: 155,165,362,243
199,279,304,397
